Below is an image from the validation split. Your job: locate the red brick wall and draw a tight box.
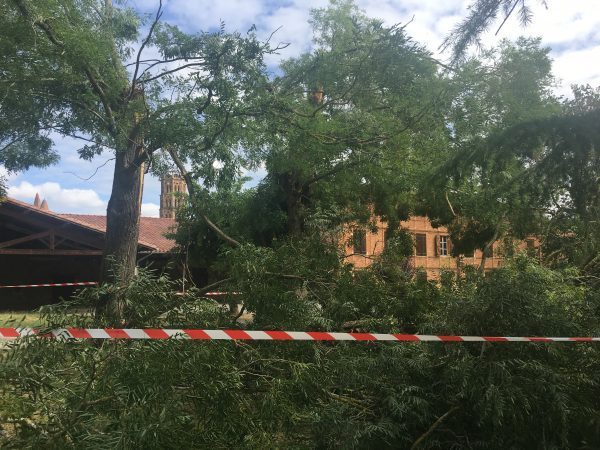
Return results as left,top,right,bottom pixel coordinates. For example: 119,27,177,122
343,216,538,279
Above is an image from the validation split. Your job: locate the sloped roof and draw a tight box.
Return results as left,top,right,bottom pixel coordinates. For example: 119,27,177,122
2,198,176,253
60,214,177,253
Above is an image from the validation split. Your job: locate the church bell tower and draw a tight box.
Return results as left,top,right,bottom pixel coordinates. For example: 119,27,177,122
159,174,187,219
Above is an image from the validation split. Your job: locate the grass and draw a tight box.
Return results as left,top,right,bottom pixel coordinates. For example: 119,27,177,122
0,312,43,328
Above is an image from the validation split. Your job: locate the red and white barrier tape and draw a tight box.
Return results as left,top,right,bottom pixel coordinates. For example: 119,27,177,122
0,328,598,342
0,281,98,289
175,292,241,296
0,283,240,296
203,292,241,296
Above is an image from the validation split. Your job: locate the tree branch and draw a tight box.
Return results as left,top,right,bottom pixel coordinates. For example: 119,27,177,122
64,157,115,181
138,62,210,84
264,271,305,280
411,406,460,449
129,0,163,97
84,68,117,135
0,137,19,153
445,191,457,217
54,131,115,150
135,56,205,75
305,158,366,187
495,0,520,35
166,146,241,247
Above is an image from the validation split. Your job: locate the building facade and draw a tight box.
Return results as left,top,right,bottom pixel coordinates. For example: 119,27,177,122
345,216,538,278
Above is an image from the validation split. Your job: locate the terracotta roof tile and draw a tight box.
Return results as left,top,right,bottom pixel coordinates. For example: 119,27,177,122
2,197,177,253
60,214,177,253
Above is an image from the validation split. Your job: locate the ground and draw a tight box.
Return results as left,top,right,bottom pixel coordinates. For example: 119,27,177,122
0,312,42,328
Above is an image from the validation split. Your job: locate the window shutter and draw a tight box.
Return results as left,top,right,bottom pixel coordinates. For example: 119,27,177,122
353,230,367,255
415,234,427,256
447,238,453,256
434,235,439,257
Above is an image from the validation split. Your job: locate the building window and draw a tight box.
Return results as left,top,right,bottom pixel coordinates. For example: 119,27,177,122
438,235,449,256
415,233,427,256
352,230,367,255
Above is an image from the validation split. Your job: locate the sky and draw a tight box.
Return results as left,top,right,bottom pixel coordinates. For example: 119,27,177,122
4,0,600,216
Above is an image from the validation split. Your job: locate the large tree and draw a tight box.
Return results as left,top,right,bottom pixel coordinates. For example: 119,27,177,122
264,1,448,236
480,85,600,282
181,0,449,252
1,0,275,317
419,38,559,267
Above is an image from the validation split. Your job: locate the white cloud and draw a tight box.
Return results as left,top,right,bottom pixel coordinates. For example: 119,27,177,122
6,180,161,217
167,0,266,32
7,181,107,214
550,45,600,96
141,202,160,217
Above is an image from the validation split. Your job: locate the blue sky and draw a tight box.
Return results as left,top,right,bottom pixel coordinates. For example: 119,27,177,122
4,0,600,216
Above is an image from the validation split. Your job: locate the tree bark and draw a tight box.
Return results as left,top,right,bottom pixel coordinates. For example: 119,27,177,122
98,110,145,318
279,172,306,236
479,227,500,275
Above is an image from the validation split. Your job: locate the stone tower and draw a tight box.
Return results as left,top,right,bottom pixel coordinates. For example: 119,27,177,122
159,174,187,219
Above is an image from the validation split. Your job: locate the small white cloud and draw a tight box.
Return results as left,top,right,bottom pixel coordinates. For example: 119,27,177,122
141,202,160,217
7,181,107,214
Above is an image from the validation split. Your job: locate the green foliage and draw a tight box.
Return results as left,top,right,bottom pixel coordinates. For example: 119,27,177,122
420,38,560,256
2,1,599,448
2,258,600,448
246,0,450,235
441,0,542,63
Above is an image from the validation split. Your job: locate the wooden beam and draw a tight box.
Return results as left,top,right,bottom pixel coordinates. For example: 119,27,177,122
54,236,68,247
0,230,53,248
0,207,105,249
0,249,103,256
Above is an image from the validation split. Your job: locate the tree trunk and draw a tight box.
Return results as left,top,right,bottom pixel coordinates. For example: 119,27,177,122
98,126,145,319
479,227,500,275
286,190,303,236
279,172,305,236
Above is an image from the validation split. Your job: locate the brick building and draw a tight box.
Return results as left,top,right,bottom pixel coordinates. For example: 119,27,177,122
345,216,538,278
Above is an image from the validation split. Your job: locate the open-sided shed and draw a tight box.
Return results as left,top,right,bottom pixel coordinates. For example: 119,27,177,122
0,197,177,309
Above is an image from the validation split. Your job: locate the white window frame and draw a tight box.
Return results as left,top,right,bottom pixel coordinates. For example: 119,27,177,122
439,235,449,256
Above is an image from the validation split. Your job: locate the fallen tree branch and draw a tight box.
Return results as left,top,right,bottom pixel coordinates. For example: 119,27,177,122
411,406,460,449
166,146,241,247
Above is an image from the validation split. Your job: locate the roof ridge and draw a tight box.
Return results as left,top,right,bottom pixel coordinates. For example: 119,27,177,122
2,197,174,252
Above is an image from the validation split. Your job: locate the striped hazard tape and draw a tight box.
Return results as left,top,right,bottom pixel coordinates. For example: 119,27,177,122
0,281,98,289
0,328,598,342
203,292,241,296
175,292,241,296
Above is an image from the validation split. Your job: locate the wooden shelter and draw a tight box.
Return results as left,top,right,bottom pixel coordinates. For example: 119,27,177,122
0,197,176,309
